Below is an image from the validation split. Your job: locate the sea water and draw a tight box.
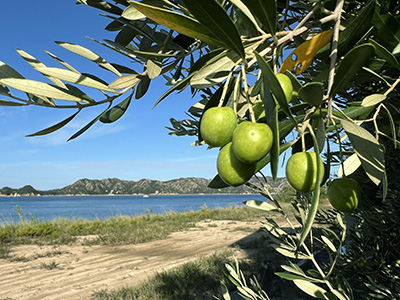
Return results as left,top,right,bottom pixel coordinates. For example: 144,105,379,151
0,194,266,224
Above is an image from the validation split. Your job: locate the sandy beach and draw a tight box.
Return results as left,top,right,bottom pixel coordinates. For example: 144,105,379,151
0,219,268,300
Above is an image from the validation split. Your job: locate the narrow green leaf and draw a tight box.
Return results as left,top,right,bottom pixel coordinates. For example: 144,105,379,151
297,132,323,251
153,73,193,109
298,82,324,107
229,0,263,33
191,50,240,89
36,67,116,92
65,84,95,103
281,263,306,277
115,27,137,47
381,105,398,149
26,111,80,137
122,4,146,20
182,0,245,59
129,1,221,46
293,280,329,299
108,74,142,90
321,235,337,252
255,52,293,120
338,153,361,177
361,94,386,107
241,0,276,35
78,0,123,15
146,59,162,79
135,75,151,99
16,49,67,89
100,94,132,124
330,43,375,97
340,104,375,120
261,81,279,181
341,119,385,185
0,100,26,106
243,200,277,211
0,78,88,102
369,39,400,68
275,272,321,282
272,244,309,260
68,105,110,141
0,61,25,79
275,272,308,281
372,3,400,49
44,50,80,73
55,41,122,77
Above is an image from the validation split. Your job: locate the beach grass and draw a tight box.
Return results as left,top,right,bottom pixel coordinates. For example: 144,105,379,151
0,204,269,250
92,250,236,300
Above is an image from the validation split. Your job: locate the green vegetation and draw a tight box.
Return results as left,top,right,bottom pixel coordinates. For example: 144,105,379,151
92,251,235,300
0,206,270,249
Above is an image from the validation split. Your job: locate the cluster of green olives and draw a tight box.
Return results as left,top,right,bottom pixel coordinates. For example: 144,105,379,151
200,106,273,186
200,74,293,187
200,72,361,213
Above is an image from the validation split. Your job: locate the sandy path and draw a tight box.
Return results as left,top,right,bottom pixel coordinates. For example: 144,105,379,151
0,220,265,300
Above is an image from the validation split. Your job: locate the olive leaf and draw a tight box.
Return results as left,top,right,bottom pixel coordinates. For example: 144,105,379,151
0,100,26,106
100,94,132,123
55,41,122,77
361,94,386,107
0,78,88,103
298,82,324,107
261,81,279,181
0,61,25,79
122,4,146,20
128,1,221,46
26,111,80,137
341,118,385,185
182,0,245,60
68,104,112,141
229,0,263,33
108,74,142,90
191,50,240,89
153,73,194,109
368,39,400,69
292,280,329,299
243,200,277,212
16,49,67,89
330,43,375,97
255,51,293,122
36,67,116,92
338,152,361,177
372,2,400,49
241,0,276,36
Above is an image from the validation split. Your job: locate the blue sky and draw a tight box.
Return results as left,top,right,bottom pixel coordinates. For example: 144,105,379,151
0,1,284,191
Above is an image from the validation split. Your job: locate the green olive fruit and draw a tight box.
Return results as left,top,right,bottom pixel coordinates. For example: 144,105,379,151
286,152,324,193
276,73,293,102
328,178,361,213
200,107,237,148
232,121,273,163
217,142,256,187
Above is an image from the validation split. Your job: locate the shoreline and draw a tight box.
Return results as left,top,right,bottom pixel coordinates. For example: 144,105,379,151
0,192,260,198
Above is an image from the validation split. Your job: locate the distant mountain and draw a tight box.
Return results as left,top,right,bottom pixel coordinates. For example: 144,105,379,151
0,177,288,196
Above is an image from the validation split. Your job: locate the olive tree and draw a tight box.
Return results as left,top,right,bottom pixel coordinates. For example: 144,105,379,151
0,0,399,299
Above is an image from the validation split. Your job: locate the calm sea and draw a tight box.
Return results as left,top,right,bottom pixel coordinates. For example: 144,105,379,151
0,194,266,224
